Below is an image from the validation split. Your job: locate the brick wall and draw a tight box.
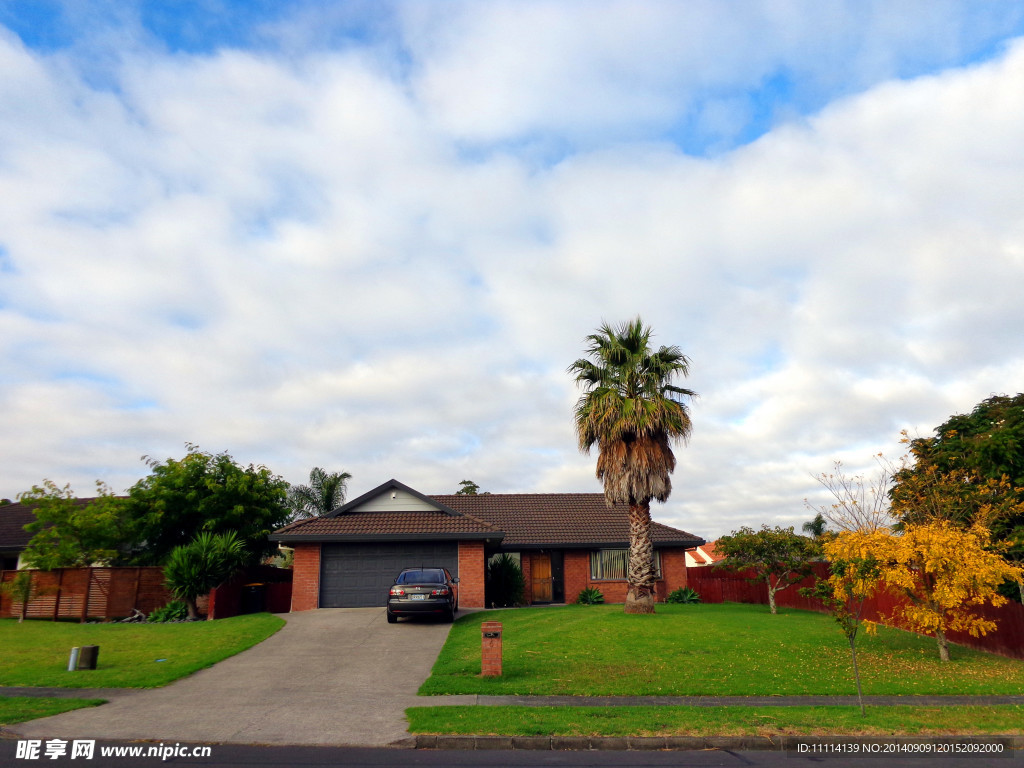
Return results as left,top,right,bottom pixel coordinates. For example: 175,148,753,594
457,540,485,608
563,550,590,602
290,543,321,611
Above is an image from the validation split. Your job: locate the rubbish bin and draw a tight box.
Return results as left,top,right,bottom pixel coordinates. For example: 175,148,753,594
78,645,99,670
241,583,266,614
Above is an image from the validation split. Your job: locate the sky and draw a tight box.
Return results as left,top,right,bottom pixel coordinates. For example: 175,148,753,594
1,1,1023,540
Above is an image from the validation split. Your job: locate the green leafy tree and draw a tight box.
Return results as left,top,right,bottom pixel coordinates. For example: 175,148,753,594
715,525,817,614
456,480,489,495
802,549,882,715
569,317,696,614
18,481,132,569
287,467,352,520
163,531,247,620
125,445,290,566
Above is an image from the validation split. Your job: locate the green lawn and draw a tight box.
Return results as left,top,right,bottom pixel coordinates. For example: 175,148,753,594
0,613,284,688
406,705,1024,737
0,697,105,726
420,603,1024,696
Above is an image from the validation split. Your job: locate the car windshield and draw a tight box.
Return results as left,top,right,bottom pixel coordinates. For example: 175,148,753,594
396,570,444,584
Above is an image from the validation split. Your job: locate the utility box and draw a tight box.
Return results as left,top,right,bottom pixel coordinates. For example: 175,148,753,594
481,621,502,677
77,645,99,670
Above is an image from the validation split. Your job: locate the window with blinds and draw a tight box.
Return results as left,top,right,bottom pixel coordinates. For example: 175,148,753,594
589,549,661,580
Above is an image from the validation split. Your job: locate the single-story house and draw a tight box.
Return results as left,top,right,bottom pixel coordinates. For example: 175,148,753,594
270,478,704,611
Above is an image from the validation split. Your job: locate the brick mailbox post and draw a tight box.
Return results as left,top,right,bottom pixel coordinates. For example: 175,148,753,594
481,621,503,677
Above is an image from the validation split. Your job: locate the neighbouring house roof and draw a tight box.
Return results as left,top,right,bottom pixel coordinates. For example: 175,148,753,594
270,479,704,550
0,504,36,551
686,540,725,565
0,497,114,552
270,479,502,543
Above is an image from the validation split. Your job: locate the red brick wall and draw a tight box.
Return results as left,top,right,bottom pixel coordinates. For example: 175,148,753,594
658,548,688,598
563,550,590,603
290,543,321,611
458,540,485,609
562,548,688,604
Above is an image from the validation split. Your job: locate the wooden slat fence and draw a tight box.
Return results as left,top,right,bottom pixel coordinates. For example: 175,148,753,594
0,567,172,621
687,563,1024,660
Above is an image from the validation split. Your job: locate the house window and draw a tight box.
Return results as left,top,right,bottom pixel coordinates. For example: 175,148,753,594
590,549,661,580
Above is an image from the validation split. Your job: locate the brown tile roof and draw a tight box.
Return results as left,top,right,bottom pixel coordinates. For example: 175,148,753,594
271,509,501,542
433,493,702,549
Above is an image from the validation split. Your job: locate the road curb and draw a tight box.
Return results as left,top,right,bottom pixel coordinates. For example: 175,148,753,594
413,734,1024,751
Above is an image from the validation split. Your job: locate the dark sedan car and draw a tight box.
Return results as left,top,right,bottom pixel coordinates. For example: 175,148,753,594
386,567,459,623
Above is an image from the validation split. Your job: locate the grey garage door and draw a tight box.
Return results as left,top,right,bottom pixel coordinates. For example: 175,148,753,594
319,542,459,608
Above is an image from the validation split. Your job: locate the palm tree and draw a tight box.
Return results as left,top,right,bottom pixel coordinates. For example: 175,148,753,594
569,317,696,614
287,468,352,520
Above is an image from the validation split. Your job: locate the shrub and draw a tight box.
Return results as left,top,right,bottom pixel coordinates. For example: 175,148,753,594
148,601,189,623
575,587,604,605
486,554,526,607
163,531,246,620
666,587,701,604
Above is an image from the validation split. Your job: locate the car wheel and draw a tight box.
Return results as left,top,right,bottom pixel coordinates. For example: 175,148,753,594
387,610,397,624
447,605,456,623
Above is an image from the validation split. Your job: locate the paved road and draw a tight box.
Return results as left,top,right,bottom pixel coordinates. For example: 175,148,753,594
1,743,1016,768
11,608,471,747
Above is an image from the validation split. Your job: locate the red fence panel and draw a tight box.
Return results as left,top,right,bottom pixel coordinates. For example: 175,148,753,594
687,563,1024,660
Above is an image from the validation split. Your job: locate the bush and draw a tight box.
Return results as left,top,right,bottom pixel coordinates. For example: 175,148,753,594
163,531,246,620
148,601,189,623
666,587,701,604
486,554,525,608
575,587,604,605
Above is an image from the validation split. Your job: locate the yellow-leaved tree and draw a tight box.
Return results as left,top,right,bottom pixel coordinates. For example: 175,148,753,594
841,521,1023,662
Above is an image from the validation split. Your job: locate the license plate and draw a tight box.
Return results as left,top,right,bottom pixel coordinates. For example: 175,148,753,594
410,594,426,600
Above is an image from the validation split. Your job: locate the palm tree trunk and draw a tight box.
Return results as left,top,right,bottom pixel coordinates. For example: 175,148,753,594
625,501,656,614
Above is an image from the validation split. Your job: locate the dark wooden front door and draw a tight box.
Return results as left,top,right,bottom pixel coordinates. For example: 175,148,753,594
531,553,553,602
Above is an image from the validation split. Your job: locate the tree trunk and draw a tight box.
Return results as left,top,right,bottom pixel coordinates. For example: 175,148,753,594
848,635,865,717
935,627,950,662
185,597,200,621
625,501,656,614
767,577,778,615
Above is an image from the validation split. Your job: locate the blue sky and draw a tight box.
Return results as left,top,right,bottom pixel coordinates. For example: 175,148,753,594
2,1,1024,538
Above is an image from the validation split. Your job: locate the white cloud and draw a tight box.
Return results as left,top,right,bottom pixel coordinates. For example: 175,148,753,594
0,12,1023,543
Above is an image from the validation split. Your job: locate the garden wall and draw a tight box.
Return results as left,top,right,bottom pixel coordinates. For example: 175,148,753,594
0,567,171,621
686,563,1024,660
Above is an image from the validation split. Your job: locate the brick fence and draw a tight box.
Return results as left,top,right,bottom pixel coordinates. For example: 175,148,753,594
0,567,171,621
687,563,1024,661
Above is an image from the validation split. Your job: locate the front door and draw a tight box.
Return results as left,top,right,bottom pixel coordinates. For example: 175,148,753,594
531,553,553,602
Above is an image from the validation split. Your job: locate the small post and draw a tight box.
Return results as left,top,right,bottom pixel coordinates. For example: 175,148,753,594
68,647,80,672
481,621,502,677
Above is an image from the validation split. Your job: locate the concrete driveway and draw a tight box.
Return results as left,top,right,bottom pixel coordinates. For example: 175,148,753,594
12,608,472,747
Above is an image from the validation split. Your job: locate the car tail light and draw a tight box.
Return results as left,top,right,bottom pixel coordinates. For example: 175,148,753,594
431,587,450,596
389,587,405,596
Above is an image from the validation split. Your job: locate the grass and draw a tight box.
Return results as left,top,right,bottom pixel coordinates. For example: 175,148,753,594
0,613,285,688
419,603,1024,696
406,705,1024,737
0,697,105,726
